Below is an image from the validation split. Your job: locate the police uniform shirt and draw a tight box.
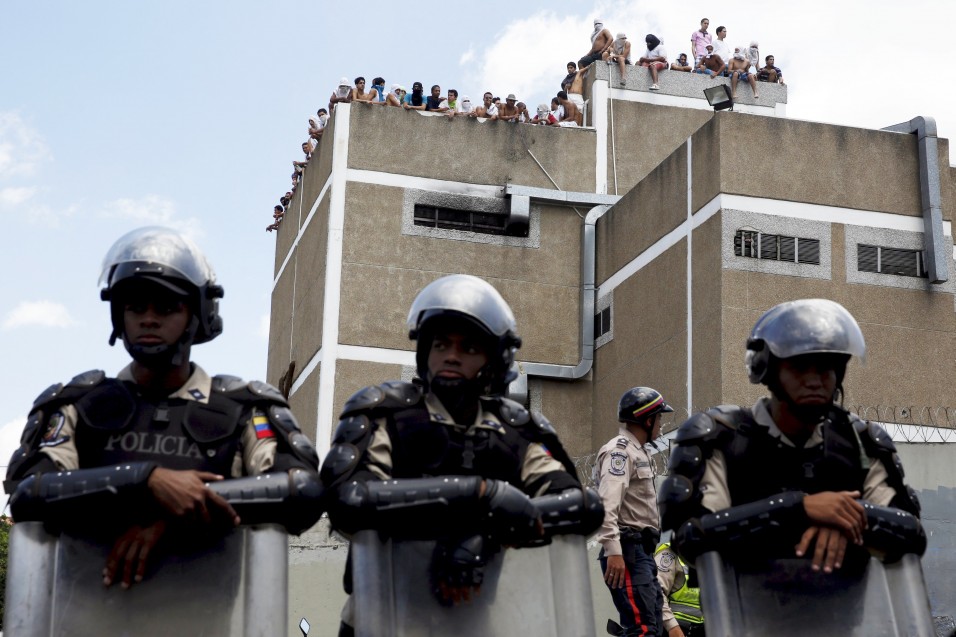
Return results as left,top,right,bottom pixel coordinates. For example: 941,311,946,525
361,391,567,495
699,397,897,513
655,544,685,633
38,364,278,477
594,427,660,556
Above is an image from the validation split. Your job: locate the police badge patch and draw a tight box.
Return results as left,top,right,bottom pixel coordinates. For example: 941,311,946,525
40,412,70,448
609,451,628,476
658,550,675,573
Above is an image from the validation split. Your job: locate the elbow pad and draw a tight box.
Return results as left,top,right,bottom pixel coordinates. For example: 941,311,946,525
206,468,324,535
534,487,604,537
862,501,927,560
10,461,157,524
675,491,807,562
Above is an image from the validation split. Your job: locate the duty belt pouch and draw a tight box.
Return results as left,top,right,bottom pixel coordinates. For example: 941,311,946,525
641,528,661,554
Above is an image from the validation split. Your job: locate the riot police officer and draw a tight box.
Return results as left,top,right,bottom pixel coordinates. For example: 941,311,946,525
320,274,602,635
595,386,671,637
4,226,322,589
659,298,924,575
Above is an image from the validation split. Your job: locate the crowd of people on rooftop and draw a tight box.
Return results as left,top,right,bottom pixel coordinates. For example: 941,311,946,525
268,16,785,232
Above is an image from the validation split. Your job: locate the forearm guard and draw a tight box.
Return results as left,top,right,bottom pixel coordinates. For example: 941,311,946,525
206,468,323,535
533,487,604,536
10,461,158,524
862,501,927,559
332,476,541,544
674,491,808,562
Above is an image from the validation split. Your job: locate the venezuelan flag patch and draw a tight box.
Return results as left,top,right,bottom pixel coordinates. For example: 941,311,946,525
253,415,275,439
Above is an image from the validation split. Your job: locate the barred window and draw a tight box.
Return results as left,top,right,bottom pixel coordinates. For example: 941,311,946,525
414,205,527,237
734,230,820,265
858,245,926,278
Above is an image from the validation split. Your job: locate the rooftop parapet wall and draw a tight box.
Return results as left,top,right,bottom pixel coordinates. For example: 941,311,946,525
691,112,953,218
343,103,598,193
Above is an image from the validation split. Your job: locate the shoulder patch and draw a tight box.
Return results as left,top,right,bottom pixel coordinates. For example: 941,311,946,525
608,451,628,476
39,411,70,448
657,550,675,573
615,437,628,449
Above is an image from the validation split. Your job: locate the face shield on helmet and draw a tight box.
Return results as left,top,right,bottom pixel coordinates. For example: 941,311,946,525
618,387,674,426
745,299,866,385
100,227,224,367
407,274,521,394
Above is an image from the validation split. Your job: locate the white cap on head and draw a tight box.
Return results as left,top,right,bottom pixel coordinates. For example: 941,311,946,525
338,77,350,87
616,32,626,40
594,19,603,26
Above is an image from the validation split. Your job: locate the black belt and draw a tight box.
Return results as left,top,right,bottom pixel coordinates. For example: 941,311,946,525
620,526,660,553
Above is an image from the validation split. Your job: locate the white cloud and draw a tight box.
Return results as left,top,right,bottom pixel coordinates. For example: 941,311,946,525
258,313,270,340
459,47,475,67
0,112,52,180
0,417,25,474
2,300,77,330
98,194,204,240
0,186,36,207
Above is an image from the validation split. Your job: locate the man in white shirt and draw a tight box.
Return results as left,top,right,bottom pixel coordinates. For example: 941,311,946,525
712,26,731,75
638,34,668,91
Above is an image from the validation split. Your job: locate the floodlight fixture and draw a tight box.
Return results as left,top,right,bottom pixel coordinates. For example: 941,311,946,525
703,84,734,111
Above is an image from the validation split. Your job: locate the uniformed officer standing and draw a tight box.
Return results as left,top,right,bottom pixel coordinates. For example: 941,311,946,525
654,542,704,637
5,227,322,589
595,386,672,637
320,274,602,635
659,299,925,576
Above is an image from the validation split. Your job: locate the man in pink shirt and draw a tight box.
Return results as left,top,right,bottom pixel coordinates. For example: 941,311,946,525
690,18,711,65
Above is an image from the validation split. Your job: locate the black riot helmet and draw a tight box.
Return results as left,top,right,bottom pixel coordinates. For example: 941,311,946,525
99,227,224,367
745,298,866,388
618,387,673,426
407,274,521,394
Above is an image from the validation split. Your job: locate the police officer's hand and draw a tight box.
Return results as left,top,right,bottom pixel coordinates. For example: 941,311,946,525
604,554,627,588
795,525,851,573
803,490,866,544
147,468,240,526
430,534,490,606
667,626,686,637
103,520,167,589
481,479,544,545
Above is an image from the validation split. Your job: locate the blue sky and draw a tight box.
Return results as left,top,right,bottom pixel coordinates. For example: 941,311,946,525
2,0,954,473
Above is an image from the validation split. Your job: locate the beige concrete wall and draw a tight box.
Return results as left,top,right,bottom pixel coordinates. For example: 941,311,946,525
338,182,583,366
592,242,688,449
267,257,296,387
291,198,330,371
691,117,721,214
288,367,319,443
538,376,594,458
345,104,597,192
691,214,723,411
596,144,687,283
604,101,712,195
332,359,404,445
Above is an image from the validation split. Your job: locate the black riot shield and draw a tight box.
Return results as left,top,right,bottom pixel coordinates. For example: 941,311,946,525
695,551,935,637
350,531,596,637
4,522,288,637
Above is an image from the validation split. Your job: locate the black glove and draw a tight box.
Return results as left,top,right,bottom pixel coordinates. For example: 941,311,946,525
482,479,542,545
430,534,498,606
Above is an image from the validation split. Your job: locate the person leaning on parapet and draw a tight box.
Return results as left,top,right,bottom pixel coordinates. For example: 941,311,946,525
728,46,760,99
319,274,602,636
694,44,725,78
595,387,672,637
580,18,613,68
4,227,322,589
531,103,551,125
515,101,532,123
690,18,711,65
712,26,731,75
351,76,375,103
655,541,705,637
603,32,632,86
403,81,427,110
329,76,353,112
293,140,313,171
308,109,329,142
671,53,693,72
267,204,284,232
556,91,581,126
425,84,448,112
367,76,387,103
443,89,461,115
639,34,668,91
385,84,406,107
498,94,520,122
658,299,925,580
757,54,784,85
469,92,499,120
563,62,588,114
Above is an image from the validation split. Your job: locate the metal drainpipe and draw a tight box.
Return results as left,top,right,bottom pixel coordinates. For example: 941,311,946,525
510,200,614,383
881,116,949,284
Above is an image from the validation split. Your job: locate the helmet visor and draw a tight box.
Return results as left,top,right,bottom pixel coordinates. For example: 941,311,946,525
99,227,216,289
753,299,866,363
407,274,517,338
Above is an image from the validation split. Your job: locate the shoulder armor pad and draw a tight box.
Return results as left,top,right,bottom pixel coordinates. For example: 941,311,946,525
30,370,107,414
333,414,375,446
267,405,301,434
863,420,897,453
216,378,289,407
492,397,531,427
674,411,722,445
212,374,246,393
529,411,555,436
340,381,422,418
